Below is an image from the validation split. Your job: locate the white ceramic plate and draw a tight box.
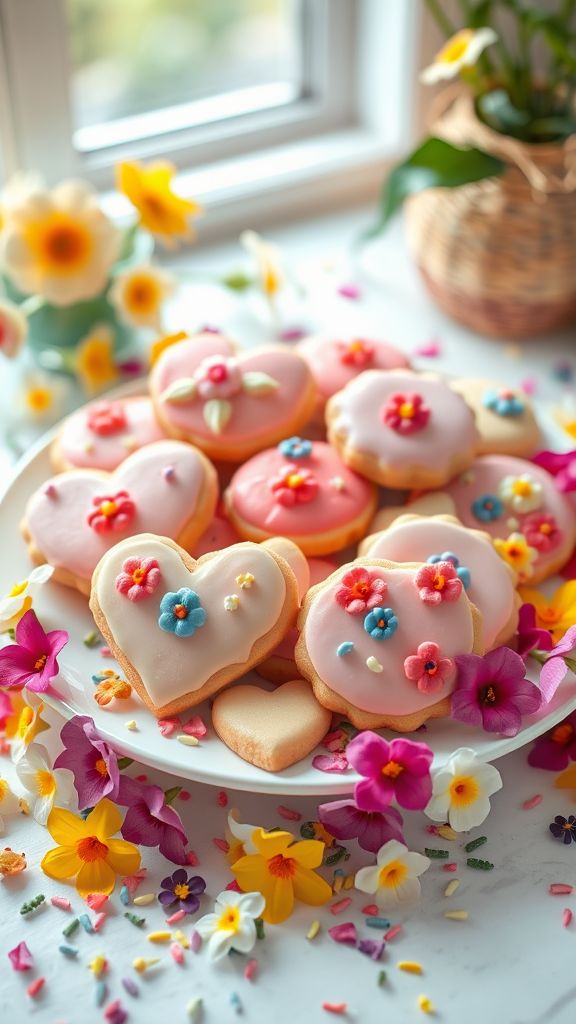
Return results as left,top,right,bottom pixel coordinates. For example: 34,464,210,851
1,383,575,795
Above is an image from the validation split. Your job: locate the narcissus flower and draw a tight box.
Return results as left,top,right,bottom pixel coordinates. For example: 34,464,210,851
425,747,503,831
0,564,53,633
420,27,497,84
195,890,265,961
15,742,73,825
518,581,576,645
355,840,430,909
109,264,174,330
232,828,332,924
76,325,119,395
117,161,201,246
7,691,50,760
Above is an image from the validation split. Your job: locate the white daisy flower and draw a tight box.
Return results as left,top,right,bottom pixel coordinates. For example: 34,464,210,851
355,840,430,910
15,743,74,826
421,27,498,84
425,747,503,832
195,889,266,962
499,474,543,513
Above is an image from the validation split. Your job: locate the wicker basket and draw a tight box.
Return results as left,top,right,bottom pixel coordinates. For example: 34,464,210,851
405,91,576,339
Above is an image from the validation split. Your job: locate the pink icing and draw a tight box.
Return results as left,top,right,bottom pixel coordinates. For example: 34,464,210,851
226,442,376,536
25,440,214,582
87,491,136,534
414,562,462,605
58,397,167,471
191,514,240,558
115,556,161,601
303,563,475,716
297,334,410,403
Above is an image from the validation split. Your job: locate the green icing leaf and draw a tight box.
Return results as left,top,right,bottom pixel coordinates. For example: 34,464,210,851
203,398,232,434
242,371,279,395
160,377,197,404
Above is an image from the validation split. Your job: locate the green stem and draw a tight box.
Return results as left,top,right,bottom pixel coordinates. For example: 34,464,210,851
117,756,134,770
424,0,457,38
164,785,182,806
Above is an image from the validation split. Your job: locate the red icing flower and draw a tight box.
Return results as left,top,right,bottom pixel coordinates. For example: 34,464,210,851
338,339,375,368
414,562,462,605
115,557,160,601
270,464,319,507
86,401,128,436
87,491,136,534
383,393,430,434
521,512,561,553
335,567,387,614
404,641,454,694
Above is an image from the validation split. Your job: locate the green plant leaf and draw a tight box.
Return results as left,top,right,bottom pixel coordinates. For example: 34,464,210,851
364,137,506,239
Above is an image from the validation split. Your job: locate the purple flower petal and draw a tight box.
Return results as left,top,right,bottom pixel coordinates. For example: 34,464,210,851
158,890,176,906
540,657,569,703
179,894,201,913
356,938,385,960
171,868,188,886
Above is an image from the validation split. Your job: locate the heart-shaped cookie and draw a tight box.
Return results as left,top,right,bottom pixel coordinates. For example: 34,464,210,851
149,333,316,461
22,440,218,594
212,679,332,772
90,535,300,718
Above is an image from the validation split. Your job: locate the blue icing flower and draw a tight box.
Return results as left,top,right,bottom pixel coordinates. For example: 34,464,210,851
158,587,206,637
427,551,470,589
482,388,525,418
278,436,313,459
363,606,398,641
471,494,503,522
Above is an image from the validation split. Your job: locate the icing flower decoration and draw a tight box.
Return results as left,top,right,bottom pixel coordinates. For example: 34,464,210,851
532,450,576,493
471,494,503,522
92,670,132,706
0,778,20,834
515,603,554,658
425,747,503,832
337,338,375,368
452,647,542,737
270,464,319,507
0,563,54,633
0,299,28,359
354,839,430,910
0,849,27,877
54,715,120,809
382,392,430,434
426,551,470,589
528,711,576,771
335,568,387,615
278,436,313,459
519,581,576,645
420,27,497,84
346,732,434,812
15,743,74,826
117,160,201,246
482,388,524,417
41,799,140,898
493,533,538,580
232,828,332,924
404,641,454,694
0,610,68,692
363,606,398,640
194,355,243,400
521,512,561,553
549,815,576,844
117,776,189,865
317,800,405,854
158,868,206,914
498,474,543,513
195,890,266,962
236,573,255,590
86,401,128,436
158,588,206,638
414,562,462,605
87,491,136,534
115,557,160,602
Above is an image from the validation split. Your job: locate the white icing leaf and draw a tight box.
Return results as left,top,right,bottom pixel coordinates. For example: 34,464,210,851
241,371,279,395
160,378,197,404
203,399,232,434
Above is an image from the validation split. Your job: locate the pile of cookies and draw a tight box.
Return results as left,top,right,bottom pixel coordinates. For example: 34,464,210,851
21,331,575,772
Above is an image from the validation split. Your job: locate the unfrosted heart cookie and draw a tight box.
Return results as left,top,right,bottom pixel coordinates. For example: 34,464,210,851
451,378,540,457
150,334,316,461
51,396,167,472
90,535,300,718
212,679,332,772
22,440,218,594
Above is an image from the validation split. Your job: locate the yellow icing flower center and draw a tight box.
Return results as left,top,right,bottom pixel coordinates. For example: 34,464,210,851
218,905,240,932
351,580,370,598
539,522,552,536
99,500,118,517
398,401,415,418
173,883,190,899
132,567,146,584
77,835,108,863
287,473,304,489
512,479,532,497
381,760,404,779
34,654,47,671
449,775,480,807
378,859,408,888
36,769,56,797
94,757,109,778
268,854,297,879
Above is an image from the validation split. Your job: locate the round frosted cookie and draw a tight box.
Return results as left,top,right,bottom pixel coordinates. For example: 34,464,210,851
297,333,410,411
295,557,483,732
439,455,576,584
191,512,240,558
51,396,167,472
451,378,540,457
359,514,519,649
21,440,218,595
150,332,316,462
325,370,479,489
224,438,378,556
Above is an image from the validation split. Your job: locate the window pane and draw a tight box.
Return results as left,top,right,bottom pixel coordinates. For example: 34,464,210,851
65,0,304,149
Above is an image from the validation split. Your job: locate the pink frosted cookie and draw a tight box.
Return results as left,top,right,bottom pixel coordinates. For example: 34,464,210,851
51,396,167,472
224,438,378,556
438,455,576,584
359,514,519,649
297,334,410,411
150,333,316,461
22,440,218,595
295,557,483,731
451,378,541,457
326,370,479,489
191,513,240,558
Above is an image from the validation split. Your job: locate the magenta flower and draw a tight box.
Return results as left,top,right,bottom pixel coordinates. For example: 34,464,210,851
346,731,433,812
516,603,554,658
115,557,161,602
335,568,387,615
532,450,576,492
0,610,68,692
118,776,189,864
404,641,454,694
53,715,120,809
414,562,462,606
528,711,576,771
0,691,14,730
318,799,405,853
452,647,542,737
539,625,576,704
87,491,136,534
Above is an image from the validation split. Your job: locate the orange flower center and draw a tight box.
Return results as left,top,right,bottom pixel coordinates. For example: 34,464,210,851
381,760,404,779
512,480,532,497
351,580,370,598
287,473,304,489
433,574,446,591
539,606,561,624
267,854,297,879
34,653,47,671
540,523,552,536
349,340,366,354
77,835,108,863
100,500,118,517
42,222,91,268
132,567,146,584
174,883,190,899
173,604,188,619
552,723,574,745
94,757,109,777
399,402,415,418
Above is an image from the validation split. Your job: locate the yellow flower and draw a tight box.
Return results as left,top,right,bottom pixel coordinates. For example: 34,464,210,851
9,693,50,758
109,264,174,330
76,325,119,394
493,532,537,582
150,330,188,366
0,564,53,632
519,581,576,645
240,230,283,305
117,161,201,247
0,180,120,306
232,828,332,924
41,799,140,897
420,27,498,84
555,764,576,794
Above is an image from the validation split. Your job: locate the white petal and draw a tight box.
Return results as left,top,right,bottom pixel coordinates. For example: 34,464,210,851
195,912,219,938
32,793,54,826
425,793,450,822
28,564,54,585
236,891,266,918
449,795,492,832
376,839,408,867
231,920,257,953
0,785,19,816
446,748,479,775
420,61,460,84
206,929,234,962
403,852,431,878
354,865,380,894
472,762,503,797
389,877,422,906
227,811,260,854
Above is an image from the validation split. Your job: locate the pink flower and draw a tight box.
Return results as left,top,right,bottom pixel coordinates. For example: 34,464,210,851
528,711,576,771
0,610,68,692
86,401,127,436
8,941,33,971
521,512,561,552
404,641,454,694
337,339,375,368
383,392,430,434
335,568,387,614
539,625,576,704
452,647,542,737
516,603,553,658
270,463,319,507
532,450,576,493
194,355,242,399
87,491,136,534
115,557,161,602
346,731,434,812
318,799,405,853
414,562,462,605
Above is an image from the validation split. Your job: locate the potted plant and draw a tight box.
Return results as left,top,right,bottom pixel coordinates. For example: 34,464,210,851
369,0,576,339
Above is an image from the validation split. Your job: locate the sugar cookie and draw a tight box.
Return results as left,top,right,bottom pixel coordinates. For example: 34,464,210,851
297,333,410,412
451,378,540,457
51,396,167,472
